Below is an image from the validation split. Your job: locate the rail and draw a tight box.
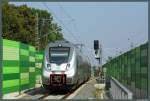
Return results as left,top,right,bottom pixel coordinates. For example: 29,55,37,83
110,77,133,99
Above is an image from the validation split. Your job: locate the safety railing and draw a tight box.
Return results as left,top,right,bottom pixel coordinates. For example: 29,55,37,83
110,77,132,99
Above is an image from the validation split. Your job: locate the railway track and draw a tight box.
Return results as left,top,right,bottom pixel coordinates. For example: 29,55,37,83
37,92,71,99
61,81,88,99
61,92,72,99
38,81,88,99
18,79,93,99
38,88,74,100
38,93,50,100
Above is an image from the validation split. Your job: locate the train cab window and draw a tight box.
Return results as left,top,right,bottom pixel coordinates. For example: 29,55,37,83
49,47,70,64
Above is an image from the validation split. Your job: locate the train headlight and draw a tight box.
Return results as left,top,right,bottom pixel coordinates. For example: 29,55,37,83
46,64,51,70
66,63,70,70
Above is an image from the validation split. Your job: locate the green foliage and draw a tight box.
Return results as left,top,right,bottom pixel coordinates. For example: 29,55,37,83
2,2,64,50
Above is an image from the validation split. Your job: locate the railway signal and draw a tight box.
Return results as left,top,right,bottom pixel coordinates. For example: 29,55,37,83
94,40,99,50
94,40,101,60
94,40,102,77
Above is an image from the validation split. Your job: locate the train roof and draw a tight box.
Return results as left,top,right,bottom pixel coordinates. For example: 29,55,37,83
46,40,77,48
46,40,85,54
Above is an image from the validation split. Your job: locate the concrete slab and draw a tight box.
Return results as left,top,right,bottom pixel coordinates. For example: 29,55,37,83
67,79,97,99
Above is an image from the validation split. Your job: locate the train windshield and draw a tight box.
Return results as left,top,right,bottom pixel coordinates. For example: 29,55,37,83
49,47,70,64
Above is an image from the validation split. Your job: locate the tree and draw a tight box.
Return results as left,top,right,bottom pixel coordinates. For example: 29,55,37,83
2,2,64,49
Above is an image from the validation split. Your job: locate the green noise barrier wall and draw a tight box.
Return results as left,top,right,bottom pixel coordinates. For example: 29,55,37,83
103,42,148,99
2,39,43,96
2,39,20,94
29,46,36,88
35,51,44,84
20,43,29,91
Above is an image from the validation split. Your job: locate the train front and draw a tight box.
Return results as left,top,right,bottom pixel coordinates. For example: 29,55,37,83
42,43,77,90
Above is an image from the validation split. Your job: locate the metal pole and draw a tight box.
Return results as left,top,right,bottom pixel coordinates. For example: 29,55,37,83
35,13,39,51
35,13,40,84
40,18,51,44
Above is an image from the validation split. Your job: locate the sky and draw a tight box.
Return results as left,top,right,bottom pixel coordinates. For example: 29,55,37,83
10,2,148,66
